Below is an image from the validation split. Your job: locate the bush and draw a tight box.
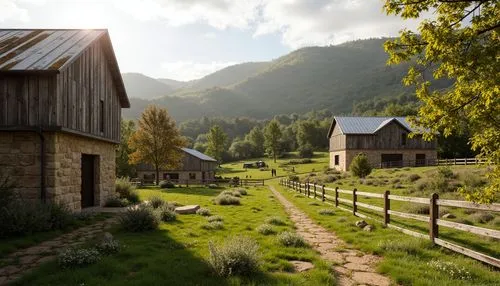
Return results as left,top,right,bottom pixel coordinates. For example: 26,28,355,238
265,216,286,226
159,180,175,189
407,174,421,182
149,196,165,209
116,178,140,203
349,153,372,178
58,247,101,268
160,207,177,222
277,231,307,247
318,209,335,215
96,234,121,255
469,212,494,224
437,166,455,179
119,205,160,232
214,194,240,205
104,196,129,207
256,224,276,235
298,144,314,158
208,236,260,277
288,175,299,181
202,221,224,230
208,184,219,189
233,188,248,196
196,208,211,216
207,215,223,222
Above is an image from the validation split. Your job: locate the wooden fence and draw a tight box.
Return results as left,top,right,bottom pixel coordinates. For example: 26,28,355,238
279,179,500,268
136,178,265,187
379,157,488,168
436,158,488,166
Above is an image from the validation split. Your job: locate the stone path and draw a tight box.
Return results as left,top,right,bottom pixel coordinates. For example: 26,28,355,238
0,217,118,285
269,186,391,286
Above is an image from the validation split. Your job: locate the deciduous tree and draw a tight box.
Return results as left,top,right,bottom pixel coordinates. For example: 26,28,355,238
128,105,186,185
206,125,228,165
245,126,265,157
116,119,136,178
384,0,499,203
264,119,282,163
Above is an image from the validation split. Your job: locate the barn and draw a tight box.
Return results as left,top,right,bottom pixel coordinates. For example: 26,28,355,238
328,116,437,171
0,29,129,210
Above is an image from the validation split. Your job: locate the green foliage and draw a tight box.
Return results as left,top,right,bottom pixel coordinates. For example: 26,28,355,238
115,178,140,203
119,205,160,232
256,224,276,235
265,216,286,226
104,196,130,208
58,247,101,269
298,143,314,158
202,221,224,230
233,188,248,196
159,180,176,189
349,153,372,178
427,260,473,280
246,126,265,157
207,215,223,223
160,207,177,222
96,235,121,255
264,119,282,163
469,212,494,224
213,194,240,205
384,0,500,203
277,231,307,247
378,238,431,255
196,208,211,216
149,196,166,209
318,209,335,216
116,119,137,178
206,125,228,164
208,236,260,277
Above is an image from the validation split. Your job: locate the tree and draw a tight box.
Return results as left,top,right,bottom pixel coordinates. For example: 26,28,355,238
128,105,187,185
384,0,499,203
349,153,372,178
245,126,265,157
229,139,253,160
116,119,136,178
206,125,228,165
264,119,282,163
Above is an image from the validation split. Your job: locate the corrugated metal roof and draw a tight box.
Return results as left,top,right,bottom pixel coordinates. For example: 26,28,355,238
182,148,217,162
332,116,413,135
0,29,105,71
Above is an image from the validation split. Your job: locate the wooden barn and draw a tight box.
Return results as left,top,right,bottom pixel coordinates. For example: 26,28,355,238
327,117,437,171
0,29,130,210
137,148,218,184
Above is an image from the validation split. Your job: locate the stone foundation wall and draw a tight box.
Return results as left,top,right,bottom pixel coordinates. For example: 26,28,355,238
329,151,348,171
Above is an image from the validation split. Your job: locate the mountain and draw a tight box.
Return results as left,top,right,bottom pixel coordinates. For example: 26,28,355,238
122,73,175,100
122,38,451,121
156,78,187,89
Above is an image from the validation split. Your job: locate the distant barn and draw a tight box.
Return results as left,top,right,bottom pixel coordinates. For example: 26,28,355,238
136,148,218,184
0,29,129,210
327,117,437,171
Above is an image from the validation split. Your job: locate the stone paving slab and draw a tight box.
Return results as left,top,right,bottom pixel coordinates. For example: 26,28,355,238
269,186,391,286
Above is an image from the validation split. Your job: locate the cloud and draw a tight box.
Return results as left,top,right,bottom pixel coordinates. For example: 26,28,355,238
0,0,30,22
160,61,238,81
203,32,217,39
115,0,423,49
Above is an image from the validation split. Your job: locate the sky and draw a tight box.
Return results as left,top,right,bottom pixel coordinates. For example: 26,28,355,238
0,0,423,81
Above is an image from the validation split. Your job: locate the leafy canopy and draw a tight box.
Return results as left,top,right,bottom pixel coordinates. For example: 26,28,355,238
128,105,186,185
264,119,282,163
206,125,228,164
384,0,499,203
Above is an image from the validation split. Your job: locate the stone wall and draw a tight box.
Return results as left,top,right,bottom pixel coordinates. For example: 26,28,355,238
329,151,348,171
0,131,116,211
137,170,216,184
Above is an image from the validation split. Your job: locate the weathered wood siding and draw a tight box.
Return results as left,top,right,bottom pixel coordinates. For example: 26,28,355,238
0,37,121,142
329,123,346,151
182,153,217,172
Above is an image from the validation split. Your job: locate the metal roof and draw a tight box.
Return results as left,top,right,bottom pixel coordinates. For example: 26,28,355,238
0,29,130,108
182,148,217,162
328,116,413,136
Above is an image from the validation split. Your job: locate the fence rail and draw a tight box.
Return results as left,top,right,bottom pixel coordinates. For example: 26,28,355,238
279,178,500,269
135,178,265,187
379,157,488,168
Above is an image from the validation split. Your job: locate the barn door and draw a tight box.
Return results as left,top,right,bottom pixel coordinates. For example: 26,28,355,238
381,154,403,168
81,154,95,208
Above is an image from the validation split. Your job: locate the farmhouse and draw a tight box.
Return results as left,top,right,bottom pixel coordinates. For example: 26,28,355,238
0,29,129,210
136,148,218,184
328,116,437,171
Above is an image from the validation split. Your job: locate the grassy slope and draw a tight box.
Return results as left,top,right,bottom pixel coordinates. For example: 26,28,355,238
270,181,500,286
14,187,334,286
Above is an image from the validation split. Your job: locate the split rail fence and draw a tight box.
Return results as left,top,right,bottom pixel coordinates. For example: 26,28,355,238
279,178,500,268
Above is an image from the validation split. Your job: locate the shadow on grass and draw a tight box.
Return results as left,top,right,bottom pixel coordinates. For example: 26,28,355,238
13,228,283,286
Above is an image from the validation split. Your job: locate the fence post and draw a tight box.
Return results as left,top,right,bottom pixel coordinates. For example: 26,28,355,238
307,182,310,197
186,180,189,187
321,185,325,202
335,187,339,207
384,190,390,226
313,183,317,199
352,188,357,216
430,193,439,244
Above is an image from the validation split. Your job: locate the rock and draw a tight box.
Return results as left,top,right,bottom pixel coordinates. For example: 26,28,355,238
345,255,380,265
355,220,368,228
290,260,314,272
174,205,200,214
442,213,456,219
343,262,372,272
322,252,345,264
333,266,350,275
363,225,374,232
352,271,391,286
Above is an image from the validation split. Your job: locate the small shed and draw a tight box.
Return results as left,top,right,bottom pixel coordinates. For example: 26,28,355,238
0,29,129,210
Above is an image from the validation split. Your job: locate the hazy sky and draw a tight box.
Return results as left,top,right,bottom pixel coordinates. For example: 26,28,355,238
0,0,422,81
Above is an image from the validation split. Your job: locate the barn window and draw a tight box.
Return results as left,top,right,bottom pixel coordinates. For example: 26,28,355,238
189,173,196,180
100,100,105,133
334,155,340,165
164,173,179,180
401,133,407,146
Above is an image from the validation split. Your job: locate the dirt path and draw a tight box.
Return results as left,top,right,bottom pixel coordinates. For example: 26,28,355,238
269,185,391,286
0,217,118,285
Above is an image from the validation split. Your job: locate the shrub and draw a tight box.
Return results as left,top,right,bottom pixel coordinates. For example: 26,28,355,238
208,236,260,277
119,206,160,232
207,215,223,222
318,209,335,215
115,178,140,203
437,166,455,179
96,234,121,255
288,175,299,181
149,196,165,209
256,224,276,235
104,196,129,207
208,184,218,189
349,153,372,178
277,231,307,247
298,144,314,158
214,194,240,205
160,207,177,222
407,174,421,182
231,192,242,197
324,175,338,183
196,208,211,216
429,176,451,193
266,216,286,226
469,212,494,224
58,247,101,268
159,180,175,189
202,221,224,230
337,217,347,223
406,204,430,215
233,188,248,196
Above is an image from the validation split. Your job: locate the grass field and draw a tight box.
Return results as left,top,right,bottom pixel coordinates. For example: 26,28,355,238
219,152,330,180
270,181,500,286
14,186,334,286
